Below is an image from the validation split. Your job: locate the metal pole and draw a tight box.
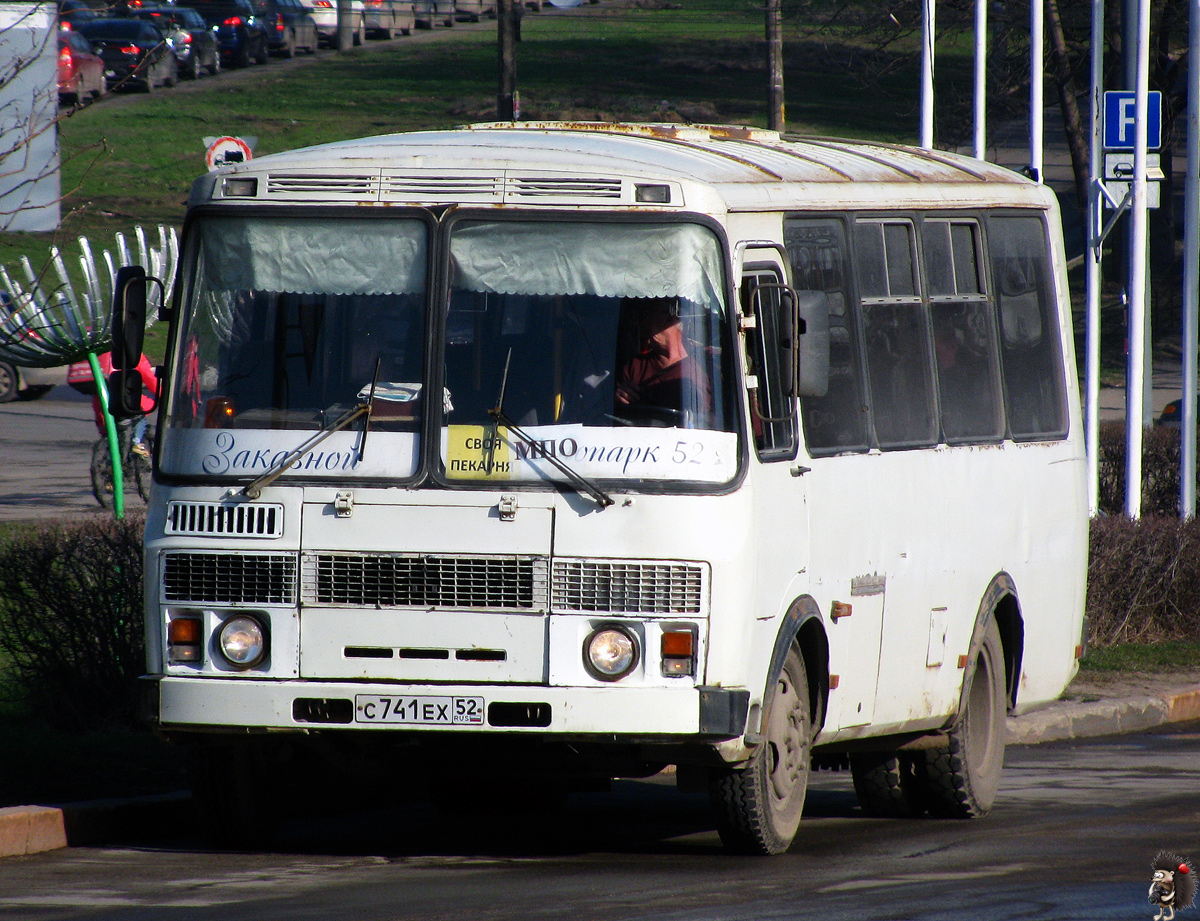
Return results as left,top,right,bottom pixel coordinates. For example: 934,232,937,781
973,0,986,159
336,0,352,51
1125,0,1151,518
921,0,934,149
767,0,784,132
1086,0,1104,517
1030,0,1044,181
1181,0,1200,517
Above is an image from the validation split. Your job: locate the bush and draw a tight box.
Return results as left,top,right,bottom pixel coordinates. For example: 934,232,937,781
1098,421,1189,517
0,516,145,732
1087,515,1200,647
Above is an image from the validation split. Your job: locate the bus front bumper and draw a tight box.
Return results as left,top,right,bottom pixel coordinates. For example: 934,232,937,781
141,677,750,740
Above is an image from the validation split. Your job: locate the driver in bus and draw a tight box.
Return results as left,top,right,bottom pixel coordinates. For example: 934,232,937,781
613,297,712,423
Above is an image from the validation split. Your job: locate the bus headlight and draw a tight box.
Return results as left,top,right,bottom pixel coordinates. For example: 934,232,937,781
584,625,639,681
216,614,268,670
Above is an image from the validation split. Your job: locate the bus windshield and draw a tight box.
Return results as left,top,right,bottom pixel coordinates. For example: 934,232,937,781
440,220,739,486
160,214,429,480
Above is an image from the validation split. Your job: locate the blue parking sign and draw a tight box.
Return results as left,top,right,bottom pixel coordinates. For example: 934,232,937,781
1104,90,1163,150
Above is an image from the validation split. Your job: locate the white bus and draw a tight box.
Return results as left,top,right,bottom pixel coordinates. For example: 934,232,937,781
124,122,1089,854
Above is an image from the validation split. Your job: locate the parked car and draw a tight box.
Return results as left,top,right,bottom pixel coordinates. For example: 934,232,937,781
251,0,319,57
57,30,106,103
0,360,66,403
300,0,365,46
454,0,492,23
363,0,413,37
189,0,271,67
76,18,179,93
129,6,221,79
412,0,452,28
57,0,98,31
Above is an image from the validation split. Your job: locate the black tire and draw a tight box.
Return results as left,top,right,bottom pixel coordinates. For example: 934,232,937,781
186,54,200,80
17,385,53,401
0,362,18,403
709,646,810,855
921,619,1007,818
90,438,116,509
850,751,926,818
255,37,270,64
235,41,251,68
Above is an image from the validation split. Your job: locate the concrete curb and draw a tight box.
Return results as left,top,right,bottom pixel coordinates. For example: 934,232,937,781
1007,687,1200,746
3,687,1199,860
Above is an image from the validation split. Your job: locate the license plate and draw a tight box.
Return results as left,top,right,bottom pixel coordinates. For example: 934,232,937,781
355,694,484,725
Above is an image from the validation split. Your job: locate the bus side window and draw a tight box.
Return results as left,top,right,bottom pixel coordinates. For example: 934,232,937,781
925,220,1005,444
855,219,937,449
987,215,1068,441
785,218,869,455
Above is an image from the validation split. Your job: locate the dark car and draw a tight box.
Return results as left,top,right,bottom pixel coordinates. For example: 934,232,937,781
57,0,98,30
57,30,106,103
130,6,221,79
76,18,178,92
251,0,318,58
188,0,270,67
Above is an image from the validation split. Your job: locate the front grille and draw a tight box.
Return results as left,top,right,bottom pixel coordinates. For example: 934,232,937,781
302,553,549,610
165,502,284,538
552,559,705,614
162,552,297,604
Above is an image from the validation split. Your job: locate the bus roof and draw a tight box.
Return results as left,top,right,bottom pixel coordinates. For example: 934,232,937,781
199,122,1055,212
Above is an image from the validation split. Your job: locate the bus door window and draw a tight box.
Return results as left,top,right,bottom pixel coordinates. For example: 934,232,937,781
855,219,937,449
987,215,1068,441
740,266,797,459
786,218,869,455
924,219,1004,443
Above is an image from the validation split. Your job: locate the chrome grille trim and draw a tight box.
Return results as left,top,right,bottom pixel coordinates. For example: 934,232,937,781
265,174,375,197
162,551,297,604
552,559,706,615
381,175,504,199
301,553,549,610
508,177,623,199
164,502,284,539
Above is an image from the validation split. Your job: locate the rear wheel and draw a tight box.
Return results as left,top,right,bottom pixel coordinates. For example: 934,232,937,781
709,646,810,855
921,619,1007,818
194,743,283,849
0,362,18,403
850,751,926,818
255,37,270,64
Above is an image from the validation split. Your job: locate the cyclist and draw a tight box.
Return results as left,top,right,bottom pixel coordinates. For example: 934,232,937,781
90,351,159,456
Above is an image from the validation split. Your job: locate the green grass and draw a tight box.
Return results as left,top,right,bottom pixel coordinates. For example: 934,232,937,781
1079,640,1200,673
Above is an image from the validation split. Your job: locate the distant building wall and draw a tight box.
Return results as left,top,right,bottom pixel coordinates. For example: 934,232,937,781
0,1,60,232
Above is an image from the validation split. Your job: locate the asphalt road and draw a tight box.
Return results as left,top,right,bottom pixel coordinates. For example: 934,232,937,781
1,724,1198,920
0,384,123,522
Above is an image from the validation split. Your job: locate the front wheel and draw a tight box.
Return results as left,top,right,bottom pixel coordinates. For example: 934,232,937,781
921,619,1007,818
709,645,810,855
90,439,116,508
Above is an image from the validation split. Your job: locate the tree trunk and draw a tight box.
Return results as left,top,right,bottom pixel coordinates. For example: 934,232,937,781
1046,0,1090,209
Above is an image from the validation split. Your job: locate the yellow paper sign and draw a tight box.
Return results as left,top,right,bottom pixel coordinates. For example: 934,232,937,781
445,425,512,480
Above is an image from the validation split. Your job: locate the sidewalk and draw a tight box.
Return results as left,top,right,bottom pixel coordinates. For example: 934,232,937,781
1,669,1197,859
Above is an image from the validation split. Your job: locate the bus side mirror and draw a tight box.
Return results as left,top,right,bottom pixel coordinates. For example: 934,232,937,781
111,265,147,372
107,368,147,420
795,290,829,397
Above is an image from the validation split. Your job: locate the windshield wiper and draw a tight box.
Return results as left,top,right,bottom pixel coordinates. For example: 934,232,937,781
241,401,370,499
487,349,613,510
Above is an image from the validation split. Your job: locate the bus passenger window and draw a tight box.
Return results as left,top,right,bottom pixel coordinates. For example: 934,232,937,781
786,218,869,455
924,220,1003,443
987,215,1067,441
855,220,936,449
